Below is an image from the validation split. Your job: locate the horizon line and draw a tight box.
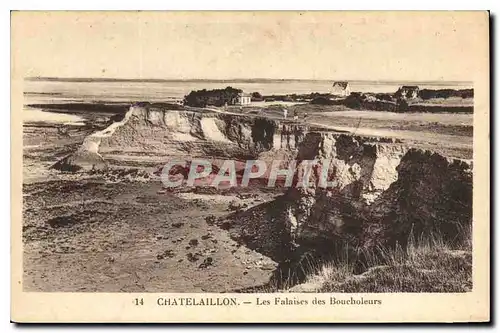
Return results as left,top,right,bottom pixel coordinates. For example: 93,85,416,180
24,76,474,84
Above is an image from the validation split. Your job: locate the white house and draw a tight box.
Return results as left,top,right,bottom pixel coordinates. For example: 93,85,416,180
232,92,252,105
396,86,420,100
331,81,351,97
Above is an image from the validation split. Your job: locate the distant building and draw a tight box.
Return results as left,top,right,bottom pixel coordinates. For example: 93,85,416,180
396,86,420,100
232,92,252,105
331,81,351,97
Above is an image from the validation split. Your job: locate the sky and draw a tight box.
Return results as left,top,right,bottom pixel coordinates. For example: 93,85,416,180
12,11,488,81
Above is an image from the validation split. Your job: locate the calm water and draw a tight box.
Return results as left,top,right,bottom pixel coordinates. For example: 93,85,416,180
23,79,473,104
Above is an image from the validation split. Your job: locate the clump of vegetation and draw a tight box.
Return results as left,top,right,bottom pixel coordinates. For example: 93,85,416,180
251,92,264,102
396,98,409,112
330,91,473,113
343,92,364,109
342,92,402,111
294,230,472,293
307,88,474,113
375,93,394,102
265,92,334,103
183,86,242,107
418,89,474,100
310,97,336,105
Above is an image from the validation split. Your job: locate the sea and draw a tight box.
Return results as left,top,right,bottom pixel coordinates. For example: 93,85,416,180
23,78,473,105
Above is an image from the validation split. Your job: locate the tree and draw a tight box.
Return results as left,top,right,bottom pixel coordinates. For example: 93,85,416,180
251,92,263,102
183,87,242,107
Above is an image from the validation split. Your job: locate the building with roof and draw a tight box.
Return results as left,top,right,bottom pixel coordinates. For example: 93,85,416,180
331,81,351,97
396,86,420,100
232,92,252,105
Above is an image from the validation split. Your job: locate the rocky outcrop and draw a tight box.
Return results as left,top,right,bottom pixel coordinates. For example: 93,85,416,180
220,132,472,265
52,104,309,171
360,149,472,248
50,149,107,172
50,106,136,172
283,133,472,251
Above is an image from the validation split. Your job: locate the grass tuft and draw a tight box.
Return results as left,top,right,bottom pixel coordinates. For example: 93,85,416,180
292,230,472,293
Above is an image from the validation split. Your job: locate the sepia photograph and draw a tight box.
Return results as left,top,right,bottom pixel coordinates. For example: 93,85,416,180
11,10,490,322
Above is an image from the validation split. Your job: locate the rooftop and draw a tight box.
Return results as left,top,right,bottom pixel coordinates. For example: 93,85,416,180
332,81,349,89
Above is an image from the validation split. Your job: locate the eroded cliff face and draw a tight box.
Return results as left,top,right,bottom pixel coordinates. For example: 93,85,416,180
360,149,472,248
52,105,309,171
216,131,472,272
283,133,472,251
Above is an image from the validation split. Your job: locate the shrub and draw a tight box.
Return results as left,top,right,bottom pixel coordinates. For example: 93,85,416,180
183,86,242,107
375,93,394,102
251,92,264,102
343,93,363,109
418,89,474,100
396,98,409,112
310,97,334,105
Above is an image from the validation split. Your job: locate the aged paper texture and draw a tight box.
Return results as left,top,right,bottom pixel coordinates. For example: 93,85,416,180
11,11,490,323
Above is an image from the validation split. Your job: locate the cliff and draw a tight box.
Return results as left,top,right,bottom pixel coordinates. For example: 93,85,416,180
284,133,472,249
52,105,309,171
220,133,472,263
51,104,474,287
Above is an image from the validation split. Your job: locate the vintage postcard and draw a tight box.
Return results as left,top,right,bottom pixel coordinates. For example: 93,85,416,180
11,11,490,323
